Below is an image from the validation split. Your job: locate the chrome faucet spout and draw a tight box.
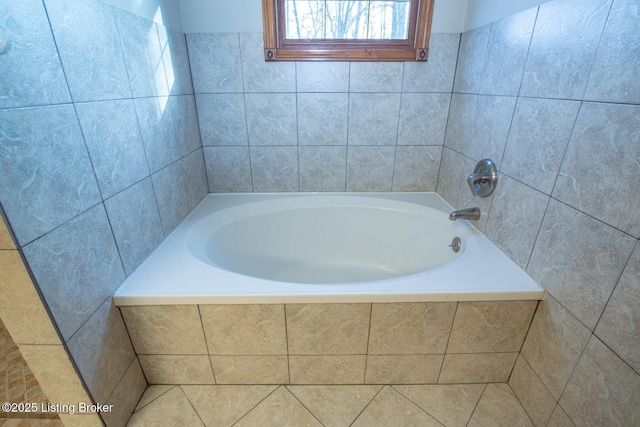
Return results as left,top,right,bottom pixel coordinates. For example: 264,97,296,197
449,207,481,221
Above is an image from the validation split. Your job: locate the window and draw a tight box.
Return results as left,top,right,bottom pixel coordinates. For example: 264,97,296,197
262,0,434,61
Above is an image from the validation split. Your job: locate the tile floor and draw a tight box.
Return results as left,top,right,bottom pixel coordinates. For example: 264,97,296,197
126,383,535,427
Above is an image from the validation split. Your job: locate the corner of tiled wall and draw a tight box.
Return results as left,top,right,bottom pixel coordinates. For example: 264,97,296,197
438,0,640,425
0,0,210,425
188,31,461,193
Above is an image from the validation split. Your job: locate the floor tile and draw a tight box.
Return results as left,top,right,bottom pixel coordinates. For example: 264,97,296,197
287,385,381,427
468,383,534,427
233,386,322,427
351,386,442,427
127,386,204,426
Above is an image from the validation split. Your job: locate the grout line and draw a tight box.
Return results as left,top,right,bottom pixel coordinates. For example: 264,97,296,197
196,305,217,385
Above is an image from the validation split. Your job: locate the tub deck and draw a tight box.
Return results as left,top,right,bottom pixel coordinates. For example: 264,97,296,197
113,192,545,306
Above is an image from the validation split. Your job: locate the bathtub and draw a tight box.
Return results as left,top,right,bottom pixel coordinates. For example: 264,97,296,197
113,193,545,305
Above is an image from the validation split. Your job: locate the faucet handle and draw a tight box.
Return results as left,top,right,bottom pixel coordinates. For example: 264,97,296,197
467,159,498,197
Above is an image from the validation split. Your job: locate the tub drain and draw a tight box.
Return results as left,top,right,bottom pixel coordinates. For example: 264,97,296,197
449,237,461,253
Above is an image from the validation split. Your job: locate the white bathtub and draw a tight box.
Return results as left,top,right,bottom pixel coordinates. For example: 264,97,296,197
113,193,545,305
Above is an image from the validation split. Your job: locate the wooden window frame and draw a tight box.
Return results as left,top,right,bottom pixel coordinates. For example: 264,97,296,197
262,0,434,61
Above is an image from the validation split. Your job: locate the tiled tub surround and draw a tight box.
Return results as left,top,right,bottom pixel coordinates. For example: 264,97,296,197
437,0,640,426
1,0,208,426
121,301,538,386
189,32,460,193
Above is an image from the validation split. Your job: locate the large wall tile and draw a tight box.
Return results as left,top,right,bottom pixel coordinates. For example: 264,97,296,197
520,296,591,400
296,62,350,92
196,94,248,146
402,33,460,93
299,146,347,192
444,94,516,167
245,93,298,146
139,355,215,384
250,146,299,192
200,305,287,355
0,105,101,246
75,99,149,199
480,8,536,96
120,305,207,355
240,33,296,93
520,0,612,99
297,93,348,146
286,304,370,355
584,0,640,104
346,146,395,192
553,102,640,238
560,336,640,426
501,98,581,195
152,161,190,235
368,303,456,355
204,146,253,192
159,26,193,96
113,8,168,98
447,301,537,353
187,33,243,93
180,149,209,209
104,178,164,275
44,0,131,102
348,93,401,146
23,205,125,341
211,356,289,384
484,176,549,269
0,0,70,108
289,355,366,384
66,299,135,403
134,96,178,174
397,93,450,146
527,200,636,329
453,25,491,94
392,146,441,192
595,243,640,373
364,355,443,384
350,62,403,93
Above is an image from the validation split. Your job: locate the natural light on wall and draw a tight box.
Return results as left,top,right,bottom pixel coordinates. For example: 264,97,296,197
285,0,411,40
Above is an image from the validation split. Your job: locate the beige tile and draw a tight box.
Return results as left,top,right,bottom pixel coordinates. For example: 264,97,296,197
134,385,174,412
57,414,104,427
182,385,277,427
595,244,640,373
547,405,575,427
0,217,15,249
520,295,590,400
200,304,287,355
18,344,92,407
102,357,147,427
508,355,556,427
559,336,640,427
468,383,534,427
127,386,204,426
288,385,381,427
286,304,370,355
234,386,322,427
447,301,537,353
67,298,135,403
211,355,289,384
368,302,456,354
289,355,366,384
0,250,60,345
364,355,443,384
139,355,215,384
351,386,441,427
393,384,485,427
439,352,518,383
120,305,207,355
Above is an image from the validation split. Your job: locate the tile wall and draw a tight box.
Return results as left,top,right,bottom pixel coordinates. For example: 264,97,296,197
0,0,208,425
187,32,460,192
436,0,640,425
120,301,538,386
